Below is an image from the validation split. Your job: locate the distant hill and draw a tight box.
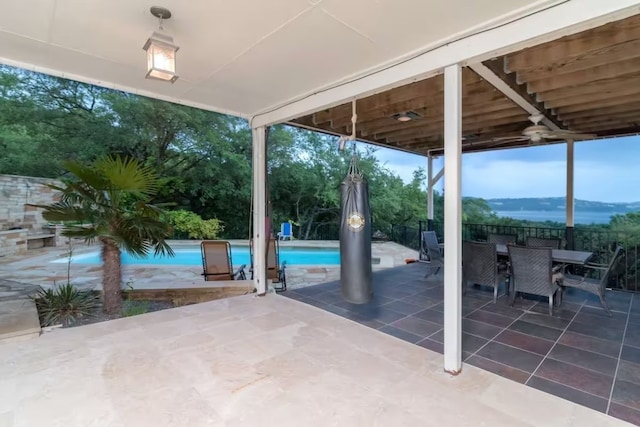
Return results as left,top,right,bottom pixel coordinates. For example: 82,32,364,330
485,197,640,213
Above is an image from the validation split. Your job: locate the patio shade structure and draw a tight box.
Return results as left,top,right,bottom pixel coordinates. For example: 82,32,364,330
2,0,640,374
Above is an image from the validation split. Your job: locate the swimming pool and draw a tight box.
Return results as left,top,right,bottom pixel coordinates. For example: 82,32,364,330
52,246,341,266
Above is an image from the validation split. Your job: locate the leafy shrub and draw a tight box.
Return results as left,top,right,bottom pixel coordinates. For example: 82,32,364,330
121,300,149,317
166,210,223,239
32,283,100,327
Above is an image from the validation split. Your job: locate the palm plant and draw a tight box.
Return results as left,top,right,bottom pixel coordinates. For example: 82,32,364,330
32,156,174,314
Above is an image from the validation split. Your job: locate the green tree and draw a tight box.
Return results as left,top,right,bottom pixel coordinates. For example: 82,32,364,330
32,156,173,315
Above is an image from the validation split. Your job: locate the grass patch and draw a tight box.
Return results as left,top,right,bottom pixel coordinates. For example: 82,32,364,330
121,300,150,317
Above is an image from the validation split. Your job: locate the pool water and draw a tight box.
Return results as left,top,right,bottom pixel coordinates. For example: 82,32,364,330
52,246,340,266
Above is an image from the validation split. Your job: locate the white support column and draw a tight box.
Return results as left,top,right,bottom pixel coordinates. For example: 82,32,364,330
252,126,268,295
443,64,463,375
427,156,434,226
566,140,575,228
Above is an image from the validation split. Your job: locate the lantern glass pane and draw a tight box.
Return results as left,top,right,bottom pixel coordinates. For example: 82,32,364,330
151,44,175,73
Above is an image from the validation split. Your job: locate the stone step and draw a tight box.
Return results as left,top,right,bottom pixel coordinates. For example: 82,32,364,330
0,299,41,343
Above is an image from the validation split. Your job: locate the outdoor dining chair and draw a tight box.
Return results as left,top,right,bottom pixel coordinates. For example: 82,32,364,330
526,236,563,249
508,245,562,315
562,245,625,316
487,233,518,245
419,230,443,277
487,233,517,270
201,240,247,281
462,241,505,303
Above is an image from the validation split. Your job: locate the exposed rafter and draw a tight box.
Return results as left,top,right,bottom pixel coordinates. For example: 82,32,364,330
469,61,563,131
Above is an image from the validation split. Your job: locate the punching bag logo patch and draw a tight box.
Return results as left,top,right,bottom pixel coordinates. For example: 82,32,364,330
347,212,365,232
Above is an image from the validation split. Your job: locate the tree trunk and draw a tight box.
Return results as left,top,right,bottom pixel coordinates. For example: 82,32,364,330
101,239,122,315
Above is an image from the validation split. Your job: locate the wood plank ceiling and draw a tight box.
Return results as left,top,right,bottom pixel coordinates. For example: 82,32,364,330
289,14,640,155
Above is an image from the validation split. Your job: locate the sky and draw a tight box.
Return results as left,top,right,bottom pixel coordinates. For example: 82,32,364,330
372,135,640,203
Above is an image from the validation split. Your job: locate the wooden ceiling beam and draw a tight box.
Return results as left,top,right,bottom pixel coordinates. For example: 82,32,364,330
558,102,640,121
351,98,520,131
567,110,640,127
546,89,640,110
326,79,502,129
382,118,530,143
553,93,640,114
332,87,510,132
312,68,485,126
363,108,526,137
515,38,640,83
580,120,640,133
526,56,640,94
505,15,640,72
470,60,562,130
536,72,640,102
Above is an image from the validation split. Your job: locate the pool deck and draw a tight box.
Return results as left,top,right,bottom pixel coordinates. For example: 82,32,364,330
0,293,630,427
0,240,417,292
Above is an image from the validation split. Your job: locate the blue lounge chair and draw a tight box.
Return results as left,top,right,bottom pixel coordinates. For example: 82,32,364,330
277,222,293,241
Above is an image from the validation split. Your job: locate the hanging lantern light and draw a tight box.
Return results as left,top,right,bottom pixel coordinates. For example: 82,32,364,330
143,6,179,83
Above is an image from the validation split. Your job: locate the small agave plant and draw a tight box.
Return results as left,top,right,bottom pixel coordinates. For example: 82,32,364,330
31,283,101,327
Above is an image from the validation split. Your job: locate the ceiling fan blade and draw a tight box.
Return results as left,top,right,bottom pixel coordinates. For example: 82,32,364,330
542,131,597,140
488,136,529,142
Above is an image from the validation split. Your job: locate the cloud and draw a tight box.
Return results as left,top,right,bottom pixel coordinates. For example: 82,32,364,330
367,136,640,202
371,146,427,183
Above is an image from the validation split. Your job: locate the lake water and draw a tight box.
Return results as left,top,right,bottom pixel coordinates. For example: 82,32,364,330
494,210,625,224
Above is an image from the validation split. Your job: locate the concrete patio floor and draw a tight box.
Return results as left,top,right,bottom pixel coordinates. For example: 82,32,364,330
285,263,640,425
0,292,632,427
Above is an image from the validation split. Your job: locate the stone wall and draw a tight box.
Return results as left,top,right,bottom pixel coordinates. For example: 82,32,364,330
0,229,28,257
0,174,61,232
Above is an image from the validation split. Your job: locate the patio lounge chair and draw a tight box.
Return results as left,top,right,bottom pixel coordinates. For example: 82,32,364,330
561,245,625,316
277,222,293,241
250,238,287,292
201,240,247,281
508,245,561,315
462,241,505,303
419,230,443,277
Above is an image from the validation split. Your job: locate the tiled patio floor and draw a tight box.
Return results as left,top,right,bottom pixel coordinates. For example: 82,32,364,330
285,262,640,426
0,292,630,426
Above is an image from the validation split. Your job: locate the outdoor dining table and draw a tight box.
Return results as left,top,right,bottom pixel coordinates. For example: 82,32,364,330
495,244,593,265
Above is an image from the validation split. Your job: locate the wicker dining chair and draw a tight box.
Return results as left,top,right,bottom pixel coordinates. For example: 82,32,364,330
419,231,443,277
507,245,561,315
562,245,625,316
488,233,518,245
462,241,505,303
526,236,563,249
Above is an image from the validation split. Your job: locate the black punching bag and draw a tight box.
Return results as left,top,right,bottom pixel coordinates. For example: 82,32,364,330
340,155,372,304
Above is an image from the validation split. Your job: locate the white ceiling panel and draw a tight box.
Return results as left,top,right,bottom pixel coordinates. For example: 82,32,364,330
0,32,49,68
319,0,544,57
41,44,192,98
0,0,54,42
205,7,382,110
0,0,594,119
181,83,271,116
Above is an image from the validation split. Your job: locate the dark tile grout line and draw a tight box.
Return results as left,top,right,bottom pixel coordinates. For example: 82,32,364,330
293,280,640,423
463,297,531,363
607,292,634,414
525,299,587,385
420,290,498,344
